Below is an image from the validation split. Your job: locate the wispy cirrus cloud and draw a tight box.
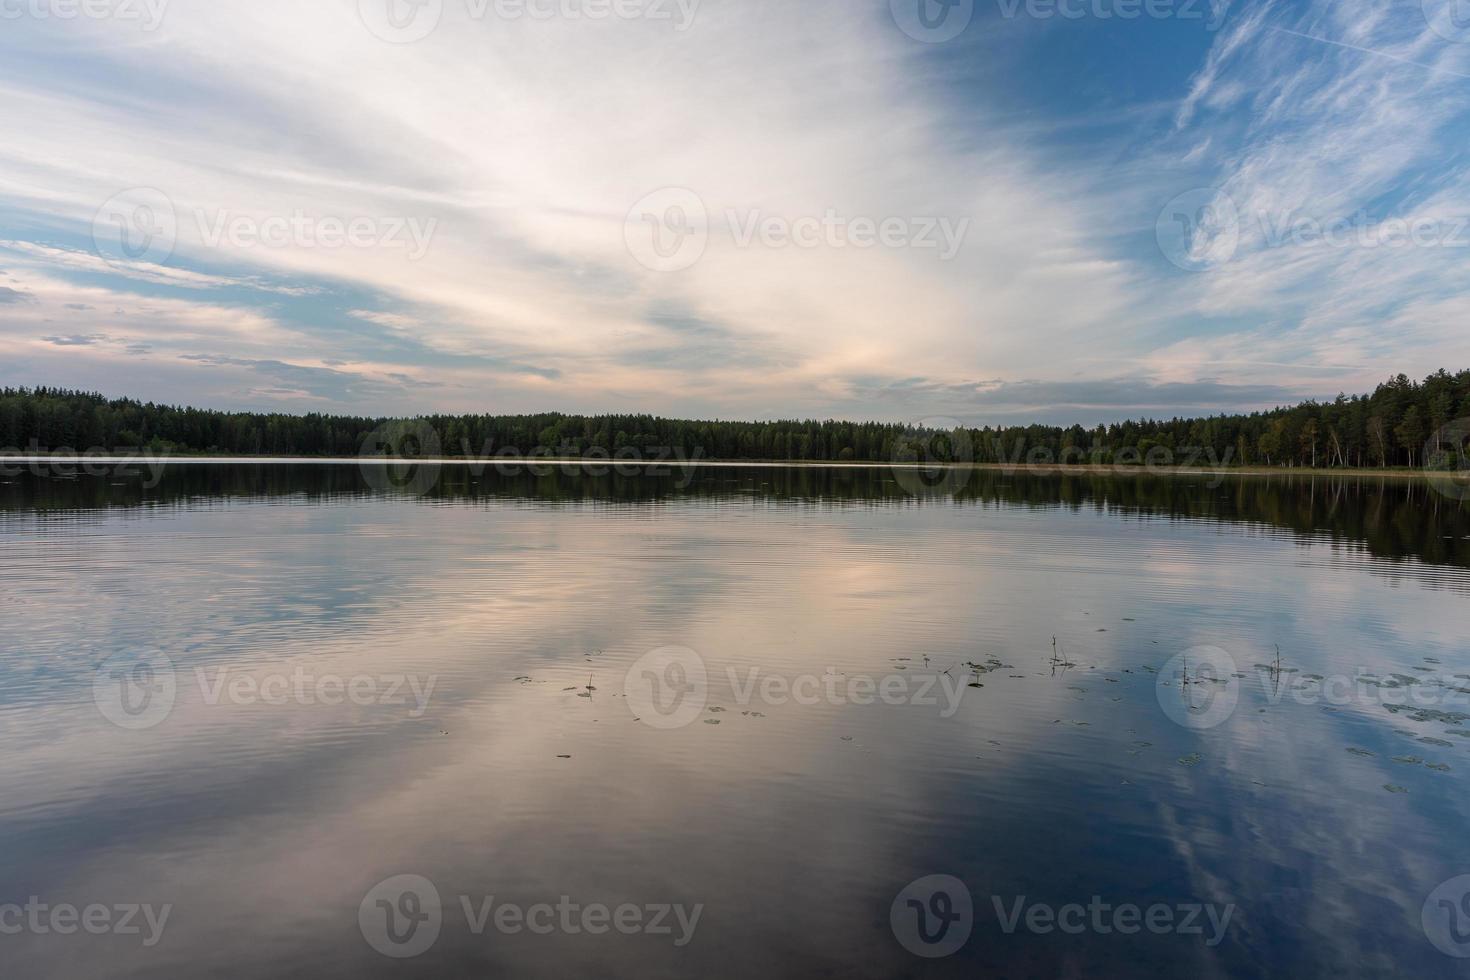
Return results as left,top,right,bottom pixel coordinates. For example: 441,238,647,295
0,0,1465,423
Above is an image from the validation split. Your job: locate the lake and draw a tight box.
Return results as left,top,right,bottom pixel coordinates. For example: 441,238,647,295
2,463,1469,978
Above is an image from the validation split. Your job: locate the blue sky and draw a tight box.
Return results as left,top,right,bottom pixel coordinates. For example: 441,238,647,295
2,0,1469,425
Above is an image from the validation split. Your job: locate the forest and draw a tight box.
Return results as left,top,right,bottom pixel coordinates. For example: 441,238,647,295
1,370,1468,470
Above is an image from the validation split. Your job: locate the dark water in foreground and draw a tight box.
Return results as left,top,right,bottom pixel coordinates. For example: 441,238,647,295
2,465,1469,978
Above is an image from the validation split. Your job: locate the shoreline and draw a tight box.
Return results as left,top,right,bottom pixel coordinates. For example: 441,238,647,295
0,455,1462,481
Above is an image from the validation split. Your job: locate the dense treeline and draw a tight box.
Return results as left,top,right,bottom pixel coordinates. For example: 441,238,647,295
1,370,1468,468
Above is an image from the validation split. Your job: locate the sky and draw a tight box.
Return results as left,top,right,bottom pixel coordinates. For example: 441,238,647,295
2,0,1469,426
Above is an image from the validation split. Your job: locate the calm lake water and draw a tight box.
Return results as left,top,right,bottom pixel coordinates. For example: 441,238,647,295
2,464,1470,978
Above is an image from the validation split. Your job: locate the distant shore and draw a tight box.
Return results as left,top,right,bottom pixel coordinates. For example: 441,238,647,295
0,453,1462,482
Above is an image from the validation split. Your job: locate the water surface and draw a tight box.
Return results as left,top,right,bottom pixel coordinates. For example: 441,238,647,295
2,465,1469,978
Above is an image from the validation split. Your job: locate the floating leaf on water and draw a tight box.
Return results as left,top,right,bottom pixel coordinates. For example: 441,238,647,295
1388,707,1470,725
